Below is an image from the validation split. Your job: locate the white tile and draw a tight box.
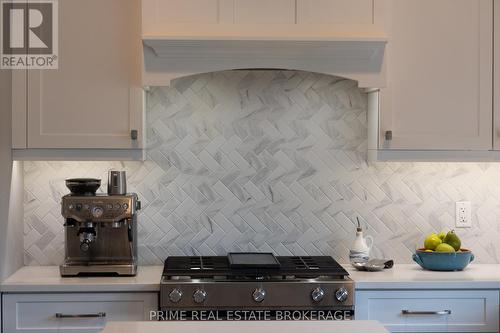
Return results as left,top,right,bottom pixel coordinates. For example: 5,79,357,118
22,70,500,265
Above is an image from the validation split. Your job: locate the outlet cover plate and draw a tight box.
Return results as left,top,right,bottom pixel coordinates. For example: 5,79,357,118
455,201,472,228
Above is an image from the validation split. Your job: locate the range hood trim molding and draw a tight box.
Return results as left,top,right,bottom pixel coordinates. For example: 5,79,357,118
142,36,387,88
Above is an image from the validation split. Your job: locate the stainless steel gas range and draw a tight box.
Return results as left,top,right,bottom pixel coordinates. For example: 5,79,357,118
158,253,354,321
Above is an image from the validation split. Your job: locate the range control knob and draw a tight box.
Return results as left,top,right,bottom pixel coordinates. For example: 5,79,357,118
311,287,325,302
335,287,349,302
91,206,104,218
169,288,182,303
252,288,266,303
193,289,207,303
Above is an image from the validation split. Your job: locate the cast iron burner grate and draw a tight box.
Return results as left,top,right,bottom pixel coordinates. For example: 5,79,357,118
162,256,348,279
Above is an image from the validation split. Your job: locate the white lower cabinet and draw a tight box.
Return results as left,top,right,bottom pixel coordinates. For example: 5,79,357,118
356,290,500,332
2,292,158,333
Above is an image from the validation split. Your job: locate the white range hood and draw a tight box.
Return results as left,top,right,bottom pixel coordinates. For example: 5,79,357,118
141,1,388,87
143,36,386,88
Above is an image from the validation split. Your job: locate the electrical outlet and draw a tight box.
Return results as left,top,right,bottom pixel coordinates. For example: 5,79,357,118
455,201,472,228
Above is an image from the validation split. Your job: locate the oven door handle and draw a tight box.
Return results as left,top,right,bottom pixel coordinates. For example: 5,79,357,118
401,310,451,315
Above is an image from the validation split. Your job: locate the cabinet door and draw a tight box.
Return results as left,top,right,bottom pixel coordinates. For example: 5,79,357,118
356,290,499,332
142,0,296,28
379,0,493,150
142,0,220,27
297,0,374,24
11,70,27,149
3,292,158,332
494,1,500,150
27,0,143,149
142,0,386,32
233,0,295,24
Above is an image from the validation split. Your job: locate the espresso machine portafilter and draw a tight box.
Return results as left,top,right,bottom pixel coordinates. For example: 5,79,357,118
60,175,140,276
77,222,97,252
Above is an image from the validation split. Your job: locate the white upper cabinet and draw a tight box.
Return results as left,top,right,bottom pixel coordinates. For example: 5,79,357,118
233,0,296,24
494,1,500,150
17,0,143,150
297,0,374,24
142,0,385,34
142,0,221,25
146,0,299,25
379,0,493,151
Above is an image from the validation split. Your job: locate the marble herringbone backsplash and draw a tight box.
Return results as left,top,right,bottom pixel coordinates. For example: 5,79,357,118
23,70,500,265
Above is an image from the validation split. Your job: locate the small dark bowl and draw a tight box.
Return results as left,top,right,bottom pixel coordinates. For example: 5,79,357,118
413,248,474,271
66,178,101,195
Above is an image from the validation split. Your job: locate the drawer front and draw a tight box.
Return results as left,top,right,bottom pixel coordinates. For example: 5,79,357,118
3,292,158,333
356,290,499,332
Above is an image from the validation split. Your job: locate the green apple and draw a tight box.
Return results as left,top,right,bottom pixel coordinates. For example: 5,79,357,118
424,233,442,250
437,232,446,240
435,243,455,253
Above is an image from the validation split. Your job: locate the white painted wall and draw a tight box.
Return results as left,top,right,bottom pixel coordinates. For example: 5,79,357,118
0,70,23,281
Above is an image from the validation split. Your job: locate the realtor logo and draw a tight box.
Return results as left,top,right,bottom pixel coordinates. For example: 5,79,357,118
1,0,58,69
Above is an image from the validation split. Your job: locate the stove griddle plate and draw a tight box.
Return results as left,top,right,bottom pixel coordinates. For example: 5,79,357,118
163,256,349,279
228,252,280,269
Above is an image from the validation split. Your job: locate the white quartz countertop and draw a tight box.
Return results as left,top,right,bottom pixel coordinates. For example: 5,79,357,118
3,264,500,292
100,320,389,333
0,266,162,292
349,264,500,289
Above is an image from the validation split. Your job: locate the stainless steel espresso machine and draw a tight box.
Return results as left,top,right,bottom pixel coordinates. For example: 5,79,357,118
59,172,140,276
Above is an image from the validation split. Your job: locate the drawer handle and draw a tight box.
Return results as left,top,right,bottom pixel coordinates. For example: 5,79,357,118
402,310,451,315
55,312,106,319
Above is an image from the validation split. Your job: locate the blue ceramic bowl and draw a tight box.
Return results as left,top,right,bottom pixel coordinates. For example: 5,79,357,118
413,248,474,271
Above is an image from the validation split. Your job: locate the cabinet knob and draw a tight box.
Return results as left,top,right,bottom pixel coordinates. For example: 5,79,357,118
385,130,393,141
130,129,138,140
